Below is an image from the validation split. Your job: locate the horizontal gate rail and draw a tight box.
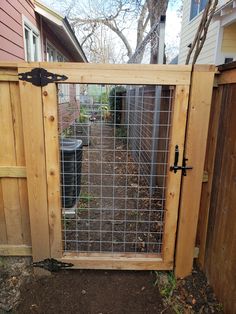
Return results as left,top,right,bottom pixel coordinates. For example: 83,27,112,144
17,62,192,86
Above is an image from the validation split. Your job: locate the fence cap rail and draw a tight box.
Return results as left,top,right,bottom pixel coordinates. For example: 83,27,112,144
16,62,193,86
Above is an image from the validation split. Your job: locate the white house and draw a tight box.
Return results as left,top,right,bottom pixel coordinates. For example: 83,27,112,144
178,0,236,65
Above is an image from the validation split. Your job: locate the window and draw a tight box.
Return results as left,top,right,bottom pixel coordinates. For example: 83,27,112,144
23,17,40,61
46,41,69,103
46,42,66,62
190,0,207,20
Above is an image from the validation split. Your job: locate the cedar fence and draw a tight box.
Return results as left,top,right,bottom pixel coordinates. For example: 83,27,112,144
197,62,236,314
0,61,235,312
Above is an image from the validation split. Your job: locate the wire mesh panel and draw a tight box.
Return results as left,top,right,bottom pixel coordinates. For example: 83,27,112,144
58,83,174,255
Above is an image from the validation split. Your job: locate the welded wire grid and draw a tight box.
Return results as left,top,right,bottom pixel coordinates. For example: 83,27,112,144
58,83,174,255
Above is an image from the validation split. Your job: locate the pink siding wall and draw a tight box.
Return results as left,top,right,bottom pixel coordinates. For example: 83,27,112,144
0,0,37,60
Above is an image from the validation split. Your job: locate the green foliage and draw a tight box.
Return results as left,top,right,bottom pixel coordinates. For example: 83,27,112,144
78,107,90,123
109,86,126,126
153,271,176,299
61,125,73,138
160,272,177,299
99,92,109,104
79,192,94,203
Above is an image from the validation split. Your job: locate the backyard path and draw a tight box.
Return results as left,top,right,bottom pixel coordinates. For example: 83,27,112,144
64,122,163,254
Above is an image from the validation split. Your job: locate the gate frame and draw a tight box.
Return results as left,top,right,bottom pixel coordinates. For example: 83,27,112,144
15,62,215,274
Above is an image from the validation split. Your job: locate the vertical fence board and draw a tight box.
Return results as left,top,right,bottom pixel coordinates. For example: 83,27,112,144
19,72,50,260
0,181,7,244
42,84,62,258
0,82,23,244
175,66,216,278
9,82,31,245
163,85,190,263
197,86,222,268
204,82,236,314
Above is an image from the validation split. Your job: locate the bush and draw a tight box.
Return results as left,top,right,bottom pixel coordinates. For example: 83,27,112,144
99,92,109,104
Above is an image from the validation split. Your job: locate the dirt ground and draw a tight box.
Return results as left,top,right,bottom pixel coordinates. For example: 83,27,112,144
63,122,164,254
14,270,167,314
13,267,224,314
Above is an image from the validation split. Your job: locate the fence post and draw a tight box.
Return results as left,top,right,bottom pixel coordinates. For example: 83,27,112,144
18,64,50,261
42,83,62,258
175,65,216,278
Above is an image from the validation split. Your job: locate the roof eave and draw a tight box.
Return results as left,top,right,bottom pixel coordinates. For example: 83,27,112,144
34,0,87,62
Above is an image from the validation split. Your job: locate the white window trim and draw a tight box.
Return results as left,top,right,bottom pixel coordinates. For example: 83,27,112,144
45,40,70,103
189,0,206,22
22,15,41,61
46,40,67,62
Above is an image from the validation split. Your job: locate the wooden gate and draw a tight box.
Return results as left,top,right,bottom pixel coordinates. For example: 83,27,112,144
0,62,215,274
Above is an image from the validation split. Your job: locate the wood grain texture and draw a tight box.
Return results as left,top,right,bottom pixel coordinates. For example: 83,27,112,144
204,83,236,314
18,70,50,261
16,62,192,86
9,82,31,245
62,253,172,270
0,80,30,246
0,166,26,178
197,86,222,268
175,67,216,278
217,68,236,84
0,81,23,244
0,68,18,81
0,244,32,256
42,84,62,258
163,85,190,264
0,181,7,244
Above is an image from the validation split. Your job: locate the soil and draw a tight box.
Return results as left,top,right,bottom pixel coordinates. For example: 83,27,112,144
171,267,224,313
13,267,224,314
14,270,167,314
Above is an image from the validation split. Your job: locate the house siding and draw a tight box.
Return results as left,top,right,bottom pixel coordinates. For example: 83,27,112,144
221,22,236,53
178,0,228,64
0,0,38,60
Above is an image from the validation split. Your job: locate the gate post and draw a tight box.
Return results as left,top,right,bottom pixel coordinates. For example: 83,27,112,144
18,64,50,261
175,65,216,278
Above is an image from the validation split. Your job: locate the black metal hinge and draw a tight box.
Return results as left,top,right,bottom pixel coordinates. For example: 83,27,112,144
18,68,68,87
170,145,193,176
33,258,73,272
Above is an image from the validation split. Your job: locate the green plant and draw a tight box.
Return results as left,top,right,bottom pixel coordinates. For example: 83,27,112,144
153,271,176,299
99,92,109,104
61,125,73,138
78,107,90,123
160,272,176,299
79,192,94,203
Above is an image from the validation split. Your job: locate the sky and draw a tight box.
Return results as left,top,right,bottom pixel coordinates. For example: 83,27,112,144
165,7,182,62
42,0,182,63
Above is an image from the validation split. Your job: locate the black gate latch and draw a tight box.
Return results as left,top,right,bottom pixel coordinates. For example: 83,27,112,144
33,258,74,272
170,145,193,176
18,68,68,87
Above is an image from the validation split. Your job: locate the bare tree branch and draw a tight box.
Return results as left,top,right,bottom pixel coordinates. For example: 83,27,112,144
186,0,218,65
72,17,133,57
